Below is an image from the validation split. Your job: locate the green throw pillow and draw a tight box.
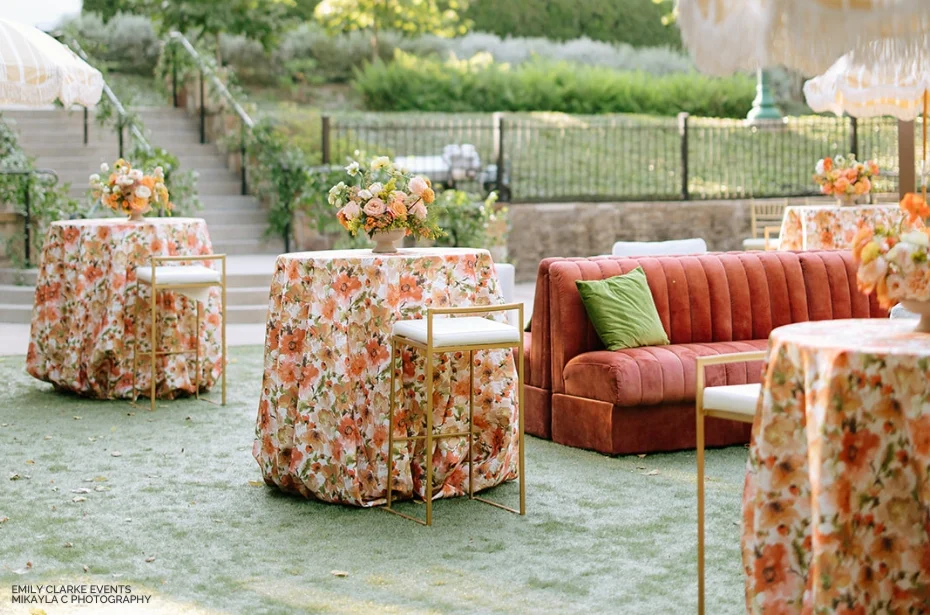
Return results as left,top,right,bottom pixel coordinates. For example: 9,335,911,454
575,267,669,351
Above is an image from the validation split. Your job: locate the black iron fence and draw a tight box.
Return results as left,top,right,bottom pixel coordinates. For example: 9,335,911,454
323,113,910,203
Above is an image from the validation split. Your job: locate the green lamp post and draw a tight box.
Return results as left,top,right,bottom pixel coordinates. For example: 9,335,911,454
746,69,783,122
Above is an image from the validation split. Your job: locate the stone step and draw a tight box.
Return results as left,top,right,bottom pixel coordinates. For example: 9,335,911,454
211,238,284,256
200,195,263,210
0,303,31,324
207,224,268,241
195,180,243,196
0,268,38,286
200,209,266,225
227,304,269,324
228,286,271,305
0,284,35,303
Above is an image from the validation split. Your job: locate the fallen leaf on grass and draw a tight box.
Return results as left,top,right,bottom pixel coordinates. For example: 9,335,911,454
94,476,107,482
124,518,132,523
110,451,122,457
25,460,34,465
145,556,156,563
637,454,647,459
13,561,32,575
29,607,46,615
0,516,9,524
94,485,107,492
9,472,29,481
635,465,646,470
72,497,86,503
646,470,660,476
43,435,52,440
247,480,264,487
83,565,88,572
63,542,73,548
73,416,82,420
330,570,349,577
71,488,91,494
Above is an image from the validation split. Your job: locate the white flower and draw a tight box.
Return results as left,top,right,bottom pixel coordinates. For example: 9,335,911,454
134,185,152,199
89,173,100,183
368,182,383,196
902,230,930,248
815,160,825,175
327,182,346,206
100,162,109,173
410,201,427,220
342,201,361,220
370,156,391,171
408,176,428,197
358,189,373,200
154,166,164,179
835,155,846,167
129,169,143,181
345,161,360,176
117,175,135,187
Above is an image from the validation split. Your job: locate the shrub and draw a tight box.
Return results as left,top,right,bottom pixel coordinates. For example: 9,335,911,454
464,0,680,48
353,51,755,118
410,32,693,75
62,12,160,75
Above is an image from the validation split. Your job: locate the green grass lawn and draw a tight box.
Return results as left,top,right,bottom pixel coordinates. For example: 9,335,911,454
0,347,750,614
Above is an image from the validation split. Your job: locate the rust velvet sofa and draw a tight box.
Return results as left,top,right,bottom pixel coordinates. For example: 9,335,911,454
522,250,885,455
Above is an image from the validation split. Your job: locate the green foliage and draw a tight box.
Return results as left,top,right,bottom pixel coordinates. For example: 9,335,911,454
0,117,80,267
433,190,505,248
463,0,680,48
353,51,755,117
61,12,161,75
315,0,470,59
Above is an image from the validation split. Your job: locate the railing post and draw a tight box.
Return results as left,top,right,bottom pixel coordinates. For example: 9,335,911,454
171,43,178,108
321,116,331,165
496,113,505,198
678,112,690,201
849,115,859,159
117,119,124,158
199,70,206,144
83,106,88,145
23,174,31,267
240,121,247,195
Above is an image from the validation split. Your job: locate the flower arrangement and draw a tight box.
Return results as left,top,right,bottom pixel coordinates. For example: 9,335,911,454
89,159,170,218
853,193,930,309
329,155,444,242
813,154,879,201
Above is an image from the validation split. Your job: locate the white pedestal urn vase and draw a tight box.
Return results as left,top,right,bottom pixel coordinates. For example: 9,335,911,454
836,193,860,207
371,229,405,254
900,300,930,333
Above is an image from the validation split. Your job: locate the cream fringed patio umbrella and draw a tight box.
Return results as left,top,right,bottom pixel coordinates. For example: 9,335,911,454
677,0,930,76
804,35,930,200
0,18,103,107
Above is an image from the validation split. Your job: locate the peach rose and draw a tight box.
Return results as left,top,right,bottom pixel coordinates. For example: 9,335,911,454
363,197,386,216
342,200,361,220
834,177,850,194
823,182,834,195
845,168,858,181
854,178,871,195
388,200,407,219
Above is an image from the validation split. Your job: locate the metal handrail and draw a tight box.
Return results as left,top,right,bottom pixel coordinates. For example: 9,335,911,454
0,167,59,266
58,35,154,158
167,31,252,199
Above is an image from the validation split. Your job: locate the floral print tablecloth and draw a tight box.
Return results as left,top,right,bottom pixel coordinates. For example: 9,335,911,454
253,248,518,507
743,319,930,614
26,218,222,400
778,204,906,251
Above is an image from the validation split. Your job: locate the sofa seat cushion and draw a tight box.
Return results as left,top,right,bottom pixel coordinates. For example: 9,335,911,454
562,340,768,407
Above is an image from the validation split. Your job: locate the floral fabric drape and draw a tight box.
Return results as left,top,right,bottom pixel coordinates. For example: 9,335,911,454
253,248,518,507
779,204,906,251
743,319,930,613
27,218,222,399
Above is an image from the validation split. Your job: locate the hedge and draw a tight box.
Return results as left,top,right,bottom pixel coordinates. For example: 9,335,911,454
462,0,680,48
353,51,755,118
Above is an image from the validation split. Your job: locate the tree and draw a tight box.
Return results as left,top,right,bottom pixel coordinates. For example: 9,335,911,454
314,0,470,60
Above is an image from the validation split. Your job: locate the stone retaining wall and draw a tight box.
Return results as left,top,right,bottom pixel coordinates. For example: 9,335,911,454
505,195,884,281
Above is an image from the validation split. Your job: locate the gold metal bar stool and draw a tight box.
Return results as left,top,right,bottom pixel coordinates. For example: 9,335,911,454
695,351,766,615
131,254,227,411
385,303,526,526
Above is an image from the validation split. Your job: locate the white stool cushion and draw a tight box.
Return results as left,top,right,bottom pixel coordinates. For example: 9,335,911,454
611,238,707,257
394,316,520,348
136,265,221,286
742,237,780,251
703,383,761,417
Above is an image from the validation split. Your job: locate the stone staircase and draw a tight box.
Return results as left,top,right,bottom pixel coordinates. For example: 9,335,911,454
0,106,281,325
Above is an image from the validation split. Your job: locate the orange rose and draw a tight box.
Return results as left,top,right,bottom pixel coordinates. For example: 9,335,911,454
823,157,833,172
869,162,879,176
901,193,930,226
851,227,874,262
845,168,858,181
834,177,850,194
823,182,834,195
388,200,407,219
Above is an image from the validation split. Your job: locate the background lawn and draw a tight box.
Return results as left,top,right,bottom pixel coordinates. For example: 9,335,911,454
0,347,750,614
